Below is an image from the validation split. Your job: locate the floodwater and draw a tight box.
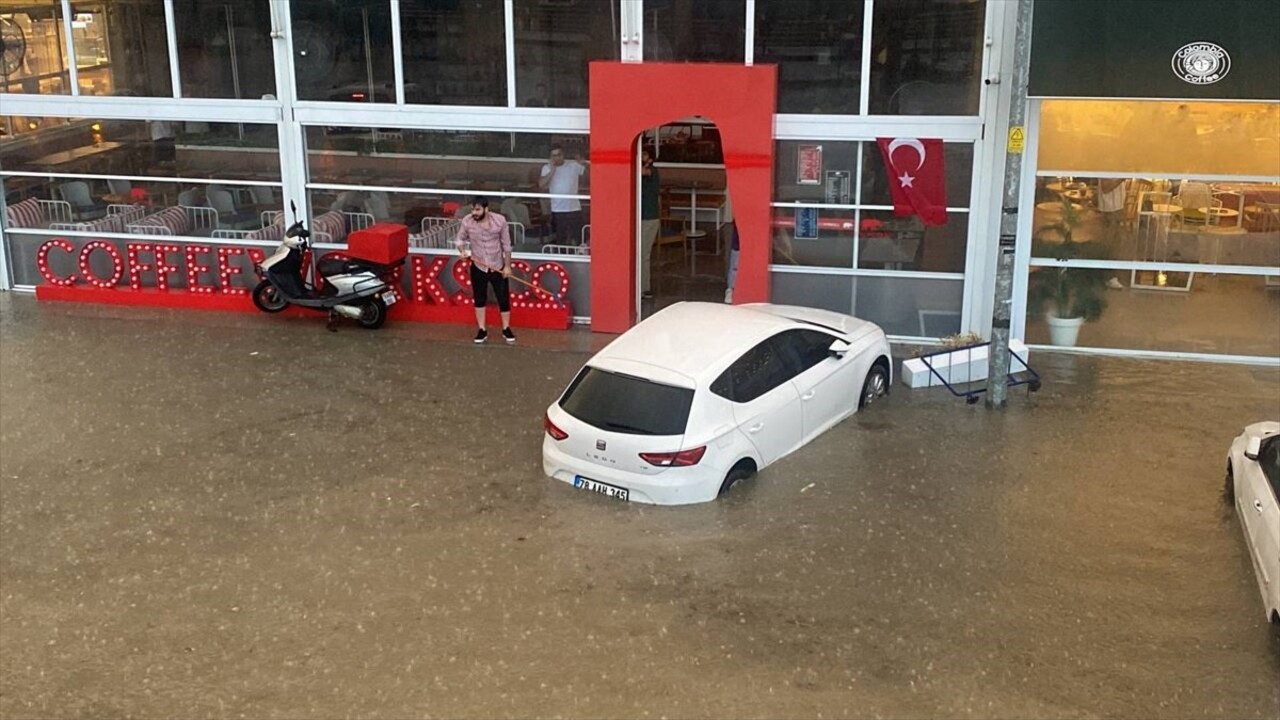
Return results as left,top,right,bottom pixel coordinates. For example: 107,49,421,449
1,295,1277,719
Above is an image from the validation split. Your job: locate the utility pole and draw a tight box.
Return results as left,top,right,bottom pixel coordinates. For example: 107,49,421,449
987,0,1034,408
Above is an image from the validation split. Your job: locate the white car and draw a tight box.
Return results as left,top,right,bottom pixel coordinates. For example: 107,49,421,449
1225,421,1280,625
542,302,893,505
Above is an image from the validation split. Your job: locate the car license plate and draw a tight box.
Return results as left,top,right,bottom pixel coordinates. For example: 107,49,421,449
382,290,397,306
573,475,630,502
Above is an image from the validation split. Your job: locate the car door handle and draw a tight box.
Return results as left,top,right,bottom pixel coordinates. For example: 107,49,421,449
1256,500,1265,512
747,423,763,434
801,391,816,401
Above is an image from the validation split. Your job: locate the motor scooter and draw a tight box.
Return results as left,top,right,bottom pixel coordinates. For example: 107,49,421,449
251,203,401,330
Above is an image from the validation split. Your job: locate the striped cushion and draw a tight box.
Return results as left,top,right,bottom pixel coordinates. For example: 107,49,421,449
81,213,128,235
312,211,347,243
136,206,190,235
246,213,284,241
5,198,44,229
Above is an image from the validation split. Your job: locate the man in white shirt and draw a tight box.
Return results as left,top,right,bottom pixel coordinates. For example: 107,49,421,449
539,144,588,245
149,120,176,164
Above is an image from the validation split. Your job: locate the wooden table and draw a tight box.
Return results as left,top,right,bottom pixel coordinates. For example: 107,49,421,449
30,141,125,169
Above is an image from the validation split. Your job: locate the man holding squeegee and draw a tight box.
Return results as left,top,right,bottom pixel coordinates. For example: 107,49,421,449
455,196,516,344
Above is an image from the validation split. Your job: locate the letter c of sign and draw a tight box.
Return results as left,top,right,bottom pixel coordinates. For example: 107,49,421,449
36,238,78,286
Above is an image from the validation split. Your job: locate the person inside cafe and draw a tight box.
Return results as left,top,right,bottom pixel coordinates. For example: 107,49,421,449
1098,178,1127,238
639,147,660,299
539,144,588,245
149,119,177,164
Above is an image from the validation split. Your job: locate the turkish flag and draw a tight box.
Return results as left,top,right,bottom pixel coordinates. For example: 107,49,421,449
876,137,947,226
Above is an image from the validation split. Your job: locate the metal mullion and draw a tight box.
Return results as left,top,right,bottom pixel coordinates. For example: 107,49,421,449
164,0,181,97
307,181,576,202
859,0,874,115
769,265,965,281
1027,258,1280,277
744,0,754,65
272,0,308,226
1011,96,1041,341
391,0,405,105
0,227,281,248
852,141,863,267
2,171,282,187
1021,345,1280,367
505,0,517,108
59,0,80,95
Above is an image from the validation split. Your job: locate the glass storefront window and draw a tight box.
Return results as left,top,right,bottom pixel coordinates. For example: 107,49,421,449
774,140,860,203
868,0,984,116
773,140,973,273
1030,176,1280,269
754,0,864,115
643,0,743,63
772,271,965,337
1,117,280,182
858,209,967,273
513,0,619,109
304,128,590,245
1038,100,1280,178
401,0,505,106
2,1,69,95
72,0,172,97
292,0,393,103
1023,272,1280,357
174,0,275,100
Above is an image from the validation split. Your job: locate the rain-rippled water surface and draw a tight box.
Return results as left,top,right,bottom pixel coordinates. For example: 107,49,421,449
2,295,1277,719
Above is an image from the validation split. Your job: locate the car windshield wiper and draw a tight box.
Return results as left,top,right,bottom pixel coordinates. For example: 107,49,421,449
600,420,656,435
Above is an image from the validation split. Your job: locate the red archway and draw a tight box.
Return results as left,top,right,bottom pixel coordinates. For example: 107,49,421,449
587,62,778,333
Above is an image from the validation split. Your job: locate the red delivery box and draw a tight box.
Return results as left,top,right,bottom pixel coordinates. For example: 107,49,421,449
347,223,409,265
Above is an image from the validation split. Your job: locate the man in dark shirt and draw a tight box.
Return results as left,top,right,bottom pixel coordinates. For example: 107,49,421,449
639,148,660,298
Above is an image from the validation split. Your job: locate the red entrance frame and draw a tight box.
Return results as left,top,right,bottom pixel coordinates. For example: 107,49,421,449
587,62,778,333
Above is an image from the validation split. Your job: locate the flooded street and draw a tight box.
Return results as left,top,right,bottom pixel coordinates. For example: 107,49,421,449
2,294,1278,719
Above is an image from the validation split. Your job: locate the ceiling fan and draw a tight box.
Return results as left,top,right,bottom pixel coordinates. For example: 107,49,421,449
1,17,27,78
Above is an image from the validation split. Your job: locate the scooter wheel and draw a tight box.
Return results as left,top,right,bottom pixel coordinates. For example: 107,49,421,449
252,280,289,313
356,297,387,329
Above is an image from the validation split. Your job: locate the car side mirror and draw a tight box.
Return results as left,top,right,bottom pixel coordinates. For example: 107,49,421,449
1245,436,1262,461
828,340,848,359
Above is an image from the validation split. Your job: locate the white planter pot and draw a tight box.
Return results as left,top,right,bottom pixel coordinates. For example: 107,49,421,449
1045,314,1085,347
901,340,1030,388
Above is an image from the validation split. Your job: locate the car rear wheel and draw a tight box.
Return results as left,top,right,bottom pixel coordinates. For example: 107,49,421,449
719,460,756,497
1223,462,1235,505
859,363,889,409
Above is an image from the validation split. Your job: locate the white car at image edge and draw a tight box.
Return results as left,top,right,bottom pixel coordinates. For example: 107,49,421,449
542,302,892,505
1225,421,1280,625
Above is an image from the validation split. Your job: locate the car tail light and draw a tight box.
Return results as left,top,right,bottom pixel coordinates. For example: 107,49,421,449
544,412,568,441
639,446,707,467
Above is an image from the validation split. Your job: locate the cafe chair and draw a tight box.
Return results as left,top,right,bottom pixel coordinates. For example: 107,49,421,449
235,185,275,210
1122,179,1153,230
1175,181,1215,228
57,181,108,221
107,178,132,197
655,215,690,270
177,188,203,207
364,190,391,221
206,188,260,230
1210,191,1245,232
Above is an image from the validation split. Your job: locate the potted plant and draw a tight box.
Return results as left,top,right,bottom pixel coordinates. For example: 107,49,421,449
1027,199,1109,347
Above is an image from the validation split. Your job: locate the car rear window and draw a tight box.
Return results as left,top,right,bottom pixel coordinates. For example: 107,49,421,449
559,367,693,436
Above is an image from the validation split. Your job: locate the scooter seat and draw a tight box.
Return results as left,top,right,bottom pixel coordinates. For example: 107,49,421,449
318,257,398,277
